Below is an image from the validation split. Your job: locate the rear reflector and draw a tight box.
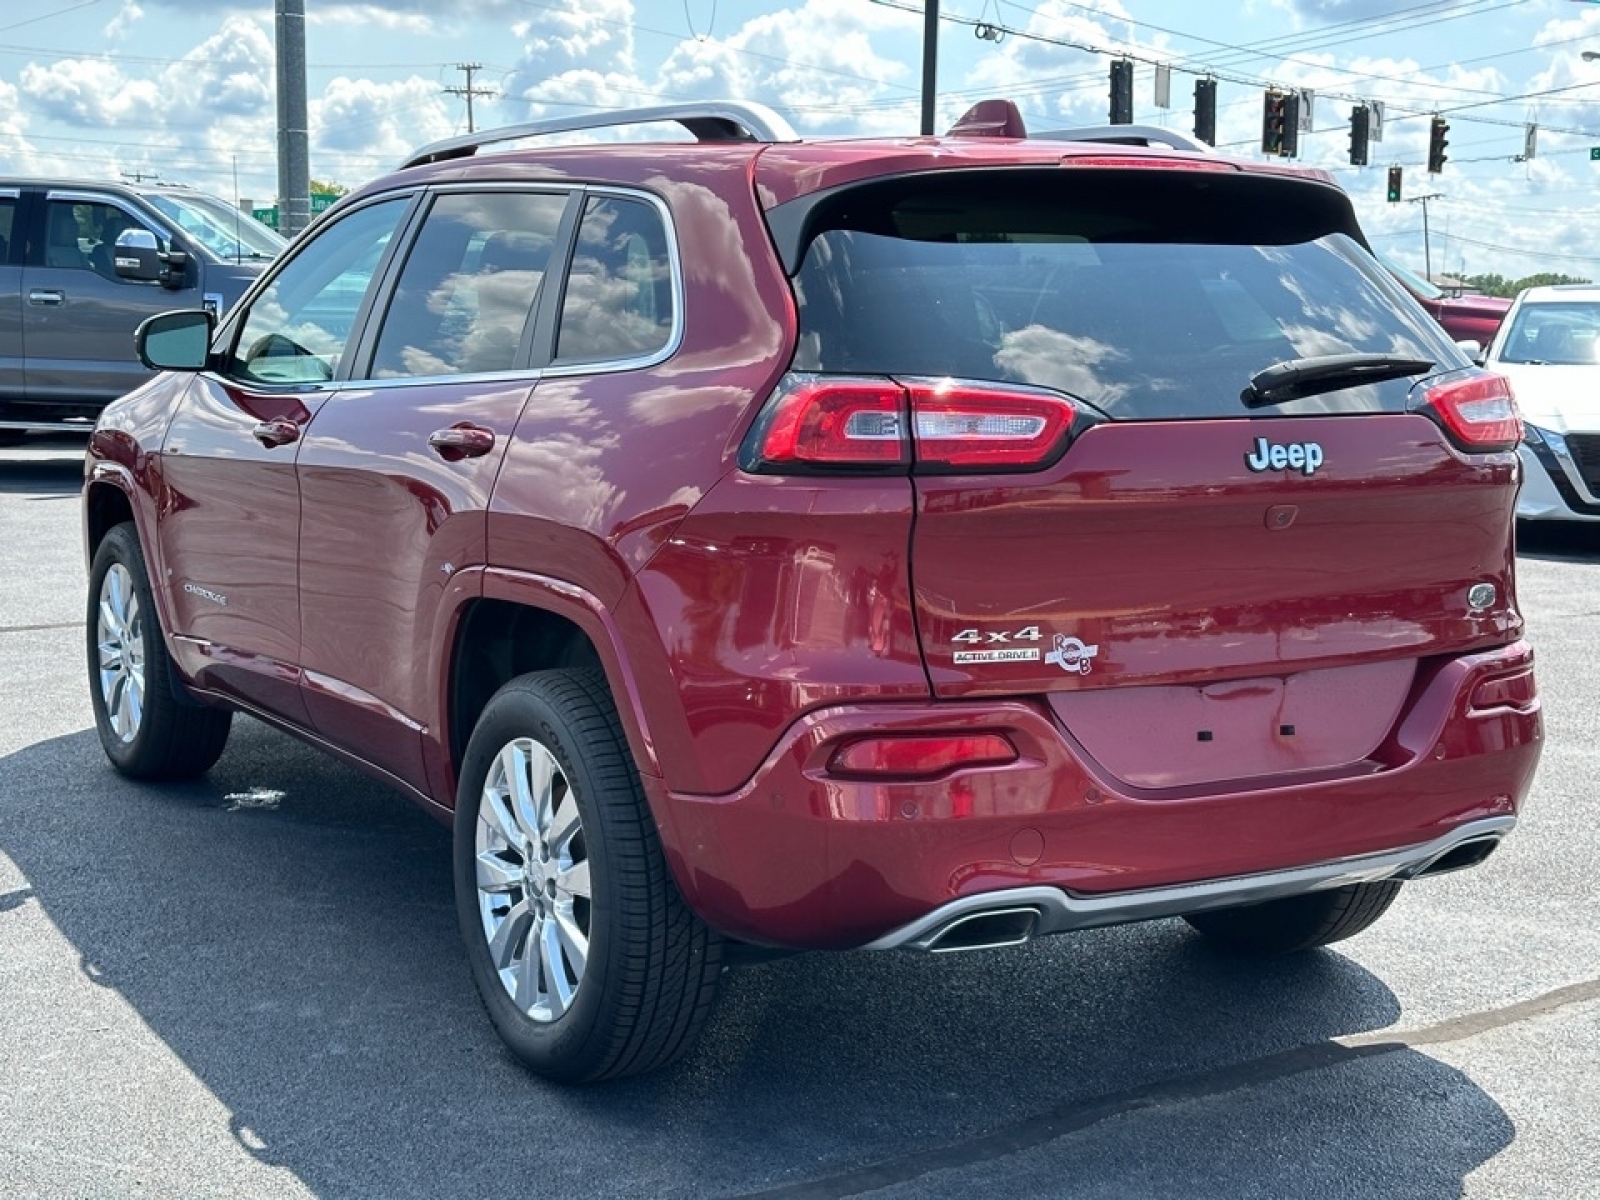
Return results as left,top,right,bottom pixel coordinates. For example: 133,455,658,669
1421,369,1522,452
744,373,1079,474
1469,669,1537,713
829,733,1018,779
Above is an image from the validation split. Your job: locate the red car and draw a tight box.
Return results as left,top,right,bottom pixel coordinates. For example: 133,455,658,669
84,100,1541,1082
1380,254,1512,346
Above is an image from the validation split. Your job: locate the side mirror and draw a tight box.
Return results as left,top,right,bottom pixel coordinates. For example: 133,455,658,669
113,228,164,283
136,310,215,372
1455,338,1486,366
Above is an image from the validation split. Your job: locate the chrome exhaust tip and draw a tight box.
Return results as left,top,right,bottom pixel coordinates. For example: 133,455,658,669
1409,834,1502,879
921,906,1040,953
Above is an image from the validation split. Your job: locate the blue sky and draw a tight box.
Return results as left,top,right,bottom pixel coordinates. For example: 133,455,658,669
2,0,1599,281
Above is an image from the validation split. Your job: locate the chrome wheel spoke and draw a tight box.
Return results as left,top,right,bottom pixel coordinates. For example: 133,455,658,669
540,916,575,1018
475,850,522,893
487,896,534,969
513,917,543,1011
480,788,526,855
555,858,590,901
548,791,581,857
551,906,589,980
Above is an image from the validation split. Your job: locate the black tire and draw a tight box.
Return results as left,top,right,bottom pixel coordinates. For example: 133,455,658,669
1182,880,1402,956
453,667,723,1083
0,430,25,447
87,522,231,779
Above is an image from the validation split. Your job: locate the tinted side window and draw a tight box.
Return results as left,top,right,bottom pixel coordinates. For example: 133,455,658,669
555,195,674,365
230,198,407,386
370,191,567,379
43,200,155,280
0,197,15,264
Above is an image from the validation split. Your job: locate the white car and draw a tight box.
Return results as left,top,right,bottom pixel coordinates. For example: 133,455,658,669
1485,284,1600,522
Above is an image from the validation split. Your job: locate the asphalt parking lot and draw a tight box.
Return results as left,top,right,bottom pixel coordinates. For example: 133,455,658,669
2,433,1597,1199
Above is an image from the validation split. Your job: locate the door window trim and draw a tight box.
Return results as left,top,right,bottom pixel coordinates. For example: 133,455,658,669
342,183,583,389
544,185,685,378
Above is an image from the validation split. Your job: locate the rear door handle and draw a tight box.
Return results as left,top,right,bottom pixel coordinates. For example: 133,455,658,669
251,418,301,448
428,424,496,460
28,289,65,306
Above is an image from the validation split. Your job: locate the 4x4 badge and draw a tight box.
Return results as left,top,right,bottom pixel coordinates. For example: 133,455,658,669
1045,635,1098,675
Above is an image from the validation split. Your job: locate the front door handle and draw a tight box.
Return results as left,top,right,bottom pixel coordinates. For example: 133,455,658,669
428,424,496,460
252,418,301,448
28,289,65,306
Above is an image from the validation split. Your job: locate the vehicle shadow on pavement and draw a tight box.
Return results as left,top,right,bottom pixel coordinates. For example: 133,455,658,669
1,721,1513,1199
1517,520,1600,562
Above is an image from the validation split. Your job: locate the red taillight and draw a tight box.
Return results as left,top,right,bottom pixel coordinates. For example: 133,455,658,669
1469,669,1537,713
829,733,1019,779
750,376,907,467
1422,369,1522,452
744,373,1078,474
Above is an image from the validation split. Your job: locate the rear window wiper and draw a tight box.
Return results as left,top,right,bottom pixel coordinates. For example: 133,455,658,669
1240,353,1435,409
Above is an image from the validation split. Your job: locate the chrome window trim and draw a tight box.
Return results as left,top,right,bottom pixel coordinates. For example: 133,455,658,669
545,185,685,379
349,367,548,392
0,187,20,199
44,189,177,242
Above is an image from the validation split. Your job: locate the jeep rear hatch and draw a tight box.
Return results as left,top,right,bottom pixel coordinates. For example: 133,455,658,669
760,166,1522,789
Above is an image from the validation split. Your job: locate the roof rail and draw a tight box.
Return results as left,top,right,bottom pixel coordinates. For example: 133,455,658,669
1031,123,1214,154
402,101,800,169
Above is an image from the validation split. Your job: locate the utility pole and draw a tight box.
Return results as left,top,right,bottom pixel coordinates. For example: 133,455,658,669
1407,193,1444,282
920,0,938,136
274,0,310,237
445,62,496,134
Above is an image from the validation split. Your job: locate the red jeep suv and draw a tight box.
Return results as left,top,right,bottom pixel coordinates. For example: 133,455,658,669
84,101,1542,1082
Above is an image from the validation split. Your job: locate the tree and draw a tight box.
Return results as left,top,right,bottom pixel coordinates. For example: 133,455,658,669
309,178,349,198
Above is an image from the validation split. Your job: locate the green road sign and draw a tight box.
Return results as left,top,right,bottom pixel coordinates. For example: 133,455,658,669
252,206,278,229
1592,147,1600,160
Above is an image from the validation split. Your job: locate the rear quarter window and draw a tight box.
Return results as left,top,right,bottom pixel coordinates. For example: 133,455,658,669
789,169,1460,420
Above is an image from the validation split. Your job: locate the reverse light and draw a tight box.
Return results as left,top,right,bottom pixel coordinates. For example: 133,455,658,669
1421,369,1522,452
743,373,1080,474
829,733,1019,779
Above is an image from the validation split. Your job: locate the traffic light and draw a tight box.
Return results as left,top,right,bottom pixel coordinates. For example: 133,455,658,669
1261,90,1300,157
1349,104,1370,167
1194,77,1217,146
1109,59,1133,125
1386,165,1403,203
1428,116,1449,173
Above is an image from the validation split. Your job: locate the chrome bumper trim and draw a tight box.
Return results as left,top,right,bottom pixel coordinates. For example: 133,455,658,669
864,816,1516,952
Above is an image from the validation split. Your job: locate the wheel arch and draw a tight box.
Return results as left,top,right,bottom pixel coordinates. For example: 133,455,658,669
441,569,666,806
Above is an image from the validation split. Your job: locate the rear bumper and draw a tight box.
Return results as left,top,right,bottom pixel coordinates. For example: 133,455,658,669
650,641,1541,950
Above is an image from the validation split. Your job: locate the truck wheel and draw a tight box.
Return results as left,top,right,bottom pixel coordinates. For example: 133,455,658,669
87,522,232,779
454,668,723,1083
1183,880,1402,955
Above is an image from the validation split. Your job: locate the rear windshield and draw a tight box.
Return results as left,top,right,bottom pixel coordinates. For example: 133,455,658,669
790,170,1460,420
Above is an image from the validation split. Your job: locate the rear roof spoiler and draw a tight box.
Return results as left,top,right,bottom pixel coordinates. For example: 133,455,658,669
946,99,1213,154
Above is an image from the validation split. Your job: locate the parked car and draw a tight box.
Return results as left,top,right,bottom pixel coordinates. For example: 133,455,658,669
83,100,1542,1082
0,178,284,439
1480,283,1600,522
1377,254,1511,348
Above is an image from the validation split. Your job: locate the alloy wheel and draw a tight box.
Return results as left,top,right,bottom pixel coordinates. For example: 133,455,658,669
474,737,593,1022
96,562,145,744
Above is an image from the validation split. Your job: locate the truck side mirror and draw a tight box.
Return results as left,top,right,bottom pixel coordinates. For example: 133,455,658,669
113,228,164,283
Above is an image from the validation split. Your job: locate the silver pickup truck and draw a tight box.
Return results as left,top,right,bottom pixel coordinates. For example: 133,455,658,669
0,178,284,440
